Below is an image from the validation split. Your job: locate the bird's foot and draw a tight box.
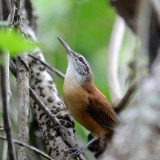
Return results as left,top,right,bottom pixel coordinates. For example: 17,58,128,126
67,138,97,157
68,146,86,157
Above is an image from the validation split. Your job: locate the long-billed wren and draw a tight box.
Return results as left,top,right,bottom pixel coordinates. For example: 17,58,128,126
58,37,118,155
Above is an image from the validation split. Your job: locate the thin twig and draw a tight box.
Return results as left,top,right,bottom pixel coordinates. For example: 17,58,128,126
28,54,65,79
29,88,62,129
0,54,16,160
114,81,137,113
0,135,54,160
106,16,125,106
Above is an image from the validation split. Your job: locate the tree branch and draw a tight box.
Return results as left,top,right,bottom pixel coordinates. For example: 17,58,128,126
28,54,65,79
107,15,137,113
106,15,125,106
16,55,30,160
114,81,137,113
29,87,77,149
0,53,16,160
0,135,54,160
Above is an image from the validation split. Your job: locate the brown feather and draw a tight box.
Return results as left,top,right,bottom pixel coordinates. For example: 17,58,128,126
63,75,118,138
87,88,118,130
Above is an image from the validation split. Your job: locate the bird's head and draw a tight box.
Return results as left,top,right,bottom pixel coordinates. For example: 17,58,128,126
58,37,93,84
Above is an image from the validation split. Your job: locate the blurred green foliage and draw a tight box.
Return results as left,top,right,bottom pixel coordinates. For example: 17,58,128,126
0,29,35,57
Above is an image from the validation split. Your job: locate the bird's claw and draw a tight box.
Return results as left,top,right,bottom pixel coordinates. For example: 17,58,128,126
68,147,86,157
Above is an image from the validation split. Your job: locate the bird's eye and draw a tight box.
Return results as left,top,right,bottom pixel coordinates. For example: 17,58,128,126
79,56,83,62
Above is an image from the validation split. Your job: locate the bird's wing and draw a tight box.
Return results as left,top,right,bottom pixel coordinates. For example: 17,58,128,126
86,96,118,130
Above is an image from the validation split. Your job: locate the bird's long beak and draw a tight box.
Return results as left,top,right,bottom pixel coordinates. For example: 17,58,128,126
57,36,72,56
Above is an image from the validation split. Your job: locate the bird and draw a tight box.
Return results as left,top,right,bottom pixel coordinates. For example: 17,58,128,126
57,36,118,156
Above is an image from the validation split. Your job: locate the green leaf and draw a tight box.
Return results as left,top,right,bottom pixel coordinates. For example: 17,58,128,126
0,29,35,56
